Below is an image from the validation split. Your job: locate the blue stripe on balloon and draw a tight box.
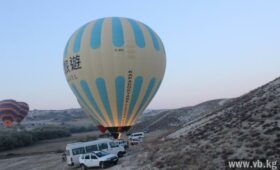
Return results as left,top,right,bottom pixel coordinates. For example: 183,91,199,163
147,80,162,105
160,40,166,55
144,25,160,51
135,78,156,115
80,80,107,124
112,17,124,47
64,38,71,58
127,19,145,48
126,76,143,124
70,84,101,124
115,76,125,124
96,78,114,125
133,80,162,122
73,24,88,53
151,80,162,100
91,19,104,49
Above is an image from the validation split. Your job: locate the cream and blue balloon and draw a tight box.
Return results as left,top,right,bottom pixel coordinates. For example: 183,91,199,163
63,17,166,138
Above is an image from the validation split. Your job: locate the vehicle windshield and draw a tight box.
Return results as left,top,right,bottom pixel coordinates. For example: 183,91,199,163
134,134,142,136
110,142,119,148
95,151,110,157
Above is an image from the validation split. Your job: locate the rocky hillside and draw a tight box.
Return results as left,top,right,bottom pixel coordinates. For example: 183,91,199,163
131,99,231,132
130,76,280,170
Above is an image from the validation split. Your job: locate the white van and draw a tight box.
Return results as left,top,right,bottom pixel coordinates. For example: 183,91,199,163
65,138,126,166
128,132,144,140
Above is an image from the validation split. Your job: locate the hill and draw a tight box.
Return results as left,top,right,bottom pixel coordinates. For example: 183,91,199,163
127,76,280,169
131,99,232,132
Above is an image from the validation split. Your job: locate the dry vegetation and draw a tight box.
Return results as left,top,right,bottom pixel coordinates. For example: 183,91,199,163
1,77,280,170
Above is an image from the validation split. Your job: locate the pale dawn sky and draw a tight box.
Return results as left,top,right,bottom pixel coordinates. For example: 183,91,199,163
0,0,279,110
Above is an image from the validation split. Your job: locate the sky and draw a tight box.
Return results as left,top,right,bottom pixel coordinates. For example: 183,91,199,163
0,0,279,110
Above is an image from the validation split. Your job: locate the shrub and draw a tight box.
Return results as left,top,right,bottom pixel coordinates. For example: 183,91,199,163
0,126,71,151
0,131,36,151
67,125,97,133
31,126,71,140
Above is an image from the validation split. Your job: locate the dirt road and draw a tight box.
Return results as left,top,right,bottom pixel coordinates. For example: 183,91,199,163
0,153,71,170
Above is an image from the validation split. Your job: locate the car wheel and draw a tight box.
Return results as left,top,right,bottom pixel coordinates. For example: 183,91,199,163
114,160,118,165
117,152,122,157
100,162,105,169
81,164,87,170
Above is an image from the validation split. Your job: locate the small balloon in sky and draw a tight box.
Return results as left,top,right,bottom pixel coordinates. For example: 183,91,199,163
0,99,29,127
63,17,166,138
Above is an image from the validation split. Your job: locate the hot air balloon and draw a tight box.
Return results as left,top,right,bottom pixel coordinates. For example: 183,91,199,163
16,102,29,123
0,100,29,127
63,17,166,138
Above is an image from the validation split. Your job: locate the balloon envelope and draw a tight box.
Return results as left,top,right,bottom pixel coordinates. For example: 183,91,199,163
0,100,29,127
63,17,166,138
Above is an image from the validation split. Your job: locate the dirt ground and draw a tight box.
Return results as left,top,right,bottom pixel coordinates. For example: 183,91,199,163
0,130,169,170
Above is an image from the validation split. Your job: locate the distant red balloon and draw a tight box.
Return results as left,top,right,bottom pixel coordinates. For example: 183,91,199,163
0,100,29,127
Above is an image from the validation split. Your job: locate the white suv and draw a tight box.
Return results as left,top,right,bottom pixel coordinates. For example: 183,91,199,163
79,151,118,169
128,132,144,140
